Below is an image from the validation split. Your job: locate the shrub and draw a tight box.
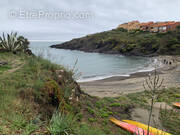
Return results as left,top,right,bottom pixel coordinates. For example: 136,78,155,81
110,102,121,107
95,101,103,109
169,44,180,49
167,38,179,47
87,107,95,115
104,97,115,103
43,79,62,105
0,32,30,53
117,27,128,32
100,112,109,118
128,30,136,34
88,118,96,122
126,44,136,51
176,25,180,30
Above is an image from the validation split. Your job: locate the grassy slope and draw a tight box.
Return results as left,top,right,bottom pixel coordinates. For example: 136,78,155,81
0,52,180,135
52,28,180,56
0,52,130,135
0,52,72,134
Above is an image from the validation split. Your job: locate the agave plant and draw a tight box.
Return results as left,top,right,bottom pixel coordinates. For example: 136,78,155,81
0,32,29,53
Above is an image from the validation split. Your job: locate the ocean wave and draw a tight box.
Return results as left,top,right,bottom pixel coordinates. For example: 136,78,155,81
77,74,130,82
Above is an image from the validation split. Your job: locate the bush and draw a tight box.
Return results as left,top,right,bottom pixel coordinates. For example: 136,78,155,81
167,38,179,47
110,102,121,107
117,27,128,32
0,32,30,53
87,107,95,115
170,44,180,49
126,44,136,51
43,79,62,105
176,25,180,30
88,118,96,122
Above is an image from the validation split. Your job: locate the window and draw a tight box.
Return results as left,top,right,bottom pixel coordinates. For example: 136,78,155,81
167,26,171,29
162,27,166,30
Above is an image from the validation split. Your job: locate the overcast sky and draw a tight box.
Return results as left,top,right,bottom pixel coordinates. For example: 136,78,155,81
0,0,180,41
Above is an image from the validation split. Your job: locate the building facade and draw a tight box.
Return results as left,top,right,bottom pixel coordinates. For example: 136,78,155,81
118,21,180,33
118,21,140,31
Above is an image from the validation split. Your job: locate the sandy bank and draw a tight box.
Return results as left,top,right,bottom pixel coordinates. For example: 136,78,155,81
79,56,180,98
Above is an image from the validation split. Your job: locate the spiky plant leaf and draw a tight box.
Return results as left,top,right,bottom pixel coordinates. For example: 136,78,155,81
0,32,29,53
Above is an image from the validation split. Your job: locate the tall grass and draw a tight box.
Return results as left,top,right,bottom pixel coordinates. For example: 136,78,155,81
48,111,112,135
48,112,76,135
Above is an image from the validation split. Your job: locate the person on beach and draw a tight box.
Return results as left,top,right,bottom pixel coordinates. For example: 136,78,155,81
164,59,166,64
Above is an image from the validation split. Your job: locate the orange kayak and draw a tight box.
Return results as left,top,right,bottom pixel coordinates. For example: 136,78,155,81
173,102,180,108
110,117,154,135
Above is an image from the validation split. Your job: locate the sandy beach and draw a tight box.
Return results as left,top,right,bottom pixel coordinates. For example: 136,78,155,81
79,56,180,98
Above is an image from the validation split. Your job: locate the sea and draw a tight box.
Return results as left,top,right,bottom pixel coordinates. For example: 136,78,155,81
29,41,156,82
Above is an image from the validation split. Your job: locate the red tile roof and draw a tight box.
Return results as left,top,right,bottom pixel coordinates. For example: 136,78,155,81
140,22,154,26
152,21,176,27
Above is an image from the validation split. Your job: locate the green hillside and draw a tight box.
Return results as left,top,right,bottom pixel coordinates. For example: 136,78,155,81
51,27,180,56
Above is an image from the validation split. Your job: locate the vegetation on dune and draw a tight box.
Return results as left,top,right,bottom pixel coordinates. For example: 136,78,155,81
51,26,180,56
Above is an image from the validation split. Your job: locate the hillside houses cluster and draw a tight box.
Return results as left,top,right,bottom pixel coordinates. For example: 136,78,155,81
118,21,180,33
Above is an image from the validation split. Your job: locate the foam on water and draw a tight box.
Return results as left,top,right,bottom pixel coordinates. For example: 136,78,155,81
77,74,130,82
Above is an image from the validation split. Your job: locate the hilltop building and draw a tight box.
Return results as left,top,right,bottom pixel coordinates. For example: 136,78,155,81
118,21,180,33
117,21,140,31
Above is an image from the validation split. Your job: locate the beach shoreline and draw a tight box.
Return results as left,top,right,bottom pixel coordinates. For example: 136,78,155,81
79,56,180,98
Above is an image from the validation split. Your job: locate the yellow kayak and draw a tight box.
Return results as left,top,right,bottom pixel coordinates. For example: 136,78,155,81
110,117,154,135
122,120,171,135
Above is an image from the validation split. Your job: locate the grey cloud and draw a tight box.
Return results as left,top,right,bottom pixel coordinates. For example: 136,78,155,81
0,0,180,41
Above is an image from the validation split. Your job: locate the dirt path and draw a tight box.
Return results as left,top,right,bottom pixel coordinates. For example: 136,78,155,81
2,60,24,75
